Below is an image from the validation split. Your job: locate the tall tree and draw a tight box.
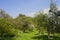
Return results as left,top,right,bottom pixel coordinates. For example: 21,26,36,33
48,0,59,39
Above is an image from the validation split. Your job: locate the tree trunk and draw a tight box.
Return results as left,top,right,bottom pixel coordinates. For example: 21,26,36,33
47,27,50,40
39,30,41,36
38,30,41,40
48,31,50,40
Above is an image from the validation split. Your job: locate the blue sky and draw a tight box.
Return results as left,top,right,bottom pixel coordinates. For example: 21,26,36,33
0,0,60,18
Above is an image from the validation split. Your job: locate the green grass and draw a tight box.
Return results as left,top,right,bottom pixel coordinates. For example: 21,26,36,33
14,31,60,40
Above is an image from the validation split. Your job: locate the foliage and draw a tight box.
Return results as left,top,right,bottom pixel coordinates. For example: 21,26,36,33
0,18,17,40
0,9,12,19
14,14,34,32
0,0,60,40
34,12,47,36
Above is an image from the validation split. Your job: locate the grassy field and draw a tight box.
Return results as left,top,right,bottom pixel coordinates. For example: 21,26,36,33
14,31,60,40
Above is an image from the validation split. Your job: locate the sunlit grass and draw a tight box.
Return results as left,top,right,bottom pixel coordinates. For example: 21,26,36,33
14,30,60,40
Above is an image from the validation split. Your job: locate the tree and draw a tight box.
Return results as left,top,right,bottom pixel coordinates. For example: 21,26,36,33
14,14,34,32
47,0,56,39
0,9,12,19
48,0,60,39
34,12,47,36
0,18,16,40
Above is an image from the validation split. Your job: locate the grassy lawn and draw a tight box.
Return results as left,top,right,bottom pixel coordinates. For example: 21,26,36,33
14,31,60,40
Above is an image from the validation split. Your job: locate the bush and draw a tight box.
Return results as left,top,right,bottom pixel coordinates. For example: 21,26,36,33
0,18,17,40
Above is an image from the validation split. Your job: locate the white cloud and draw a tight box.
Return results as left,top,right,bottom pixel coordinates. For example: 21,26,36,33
43,8,49,14
27,6,60,17
26,12,36,17
57,6,60,10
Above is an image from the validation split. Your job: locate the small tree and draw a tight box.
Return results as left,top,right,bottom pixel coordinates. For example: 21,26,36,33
15,14,34,32
34,12,47,36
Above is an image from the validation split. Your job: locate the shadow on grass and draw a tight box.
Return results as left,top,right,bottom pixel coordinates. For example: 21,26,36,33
32,35,60,40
